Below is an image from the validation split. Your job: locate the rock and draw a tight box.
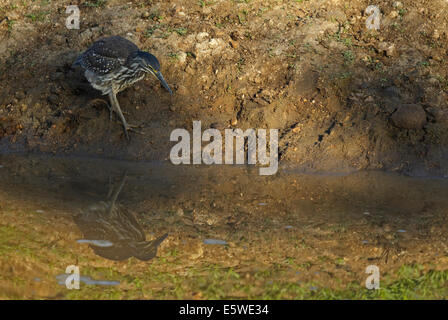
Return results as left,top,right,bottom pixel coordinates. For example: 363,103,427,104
378,42,395,57
194,38,226,59
391,104,427,129
229,39,238,49
393,1,403,9
196,32,209,42
176,208,184,217
433,29,440,40
178,51,187,64
389,10,398,19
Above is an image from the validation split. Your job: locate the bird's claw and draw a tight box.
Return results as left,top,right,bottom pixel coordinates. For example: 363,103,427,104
126,126,144,135
128,123,145,129
121,124,144,140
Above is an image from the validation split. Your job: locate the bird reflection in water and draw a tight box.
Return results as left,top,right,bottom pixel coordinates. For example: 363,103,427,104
74,174,168,261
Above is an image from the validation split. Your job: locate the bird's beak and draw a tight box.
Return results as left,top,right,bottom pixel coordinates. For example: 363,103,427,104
155,71,173,95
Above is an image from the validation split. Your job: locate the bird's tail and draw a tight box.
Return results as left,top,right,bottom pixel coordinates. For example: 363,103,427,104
132,233,168,261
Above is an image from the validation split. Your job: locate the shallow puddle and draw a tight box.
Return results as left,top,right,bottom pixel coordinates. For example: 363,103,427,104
1,154,448,299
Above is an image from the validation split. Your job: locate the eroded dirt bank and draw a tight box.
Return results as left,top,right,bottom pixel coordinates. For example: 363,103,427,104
1,0,448,175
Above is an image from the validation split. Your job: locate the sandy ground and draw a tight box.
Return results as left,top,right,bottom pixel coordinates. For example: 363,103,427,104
1,0,448,175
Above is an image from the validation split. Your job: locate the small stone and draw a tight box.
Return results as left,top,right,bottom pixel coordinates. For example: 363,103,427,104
178,52,187,64
433,29,440,40
391,104,427,129
176,208,184,217
378,42,395,57
392,1,403,9
389,10,398,19
196,32,209,42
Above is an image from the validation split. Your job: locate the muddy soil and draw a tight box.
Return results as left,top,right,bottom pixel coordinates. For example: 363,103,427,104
1,154,448,299
1,0,448,175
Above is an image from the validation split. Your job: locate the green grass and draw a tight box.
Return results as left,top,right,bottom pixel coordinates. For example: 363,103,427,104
25,11,49,22
56,262,448,299
83,0,107,8
343,50,355,65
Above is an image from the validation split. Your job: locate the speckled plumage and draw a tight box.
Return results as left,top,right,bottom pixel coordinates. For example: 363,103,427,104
74,174,168,261
73,36,172,139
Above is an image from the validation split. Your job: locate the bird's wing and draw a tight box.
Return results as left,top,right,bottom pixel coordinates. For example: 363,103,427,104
79,36,139,75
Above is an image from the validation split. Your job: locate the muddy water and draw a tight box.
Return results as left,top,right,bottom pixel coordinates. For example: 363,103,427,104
1,154,448,298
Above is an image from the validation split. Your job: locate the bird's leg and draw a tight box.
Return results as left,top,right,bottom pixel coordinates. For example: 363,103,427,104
108,172,127,215
108,92,144,139
108,92,130,140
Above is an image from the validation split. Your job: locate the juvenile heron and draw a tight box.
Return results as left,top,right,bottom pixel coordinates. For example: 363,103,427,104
73,36,172,139
74,174,168,261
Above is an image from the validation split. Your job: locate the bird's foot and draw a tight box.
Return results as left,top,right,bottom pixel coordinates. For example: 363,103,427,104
126,125,145,135
127,123,145,129
120,123,144,140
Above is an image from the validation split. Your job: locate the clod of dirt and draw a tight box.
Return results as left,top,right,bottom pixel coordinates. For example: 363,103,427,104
391,104,427,129
377,42,396,57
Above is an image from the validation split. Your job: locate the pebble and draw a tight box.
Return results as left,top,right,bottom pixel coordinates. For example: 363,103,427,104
176,208,184,217
433,29,440,40
196,32,209,42
378,42,395,57
389,11,398,19
178,52,187,64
